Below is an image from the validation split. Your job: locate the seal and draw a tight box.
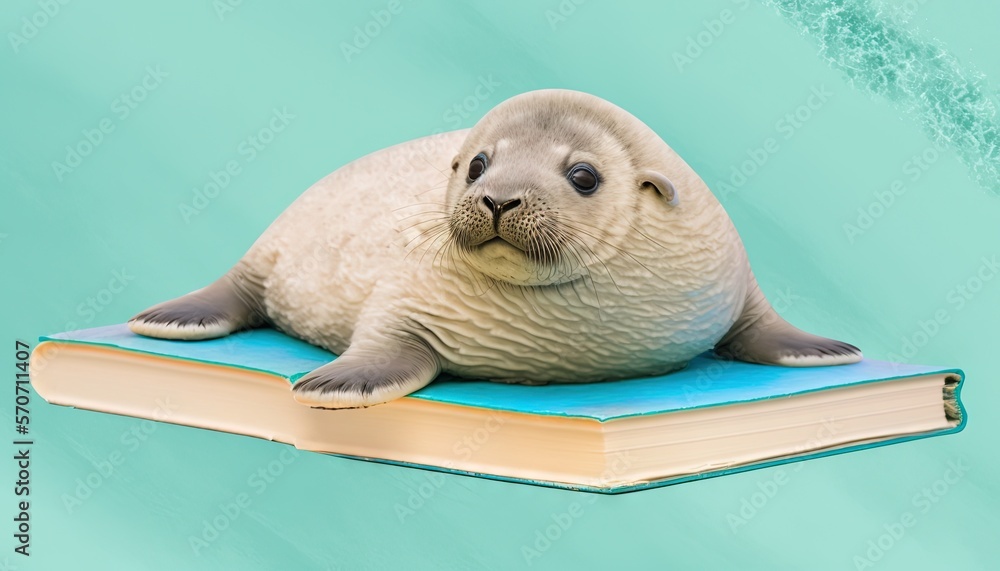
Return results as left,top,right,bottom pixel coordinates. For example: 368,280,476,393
129,89,862,408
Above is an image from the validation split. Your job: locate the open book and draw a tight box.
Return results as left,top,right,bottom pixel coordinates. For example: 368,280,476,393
30,324,966,493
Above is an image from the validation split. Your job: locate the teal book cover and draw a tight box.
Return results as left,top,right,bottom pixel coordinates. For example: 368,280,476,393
4,2,998,570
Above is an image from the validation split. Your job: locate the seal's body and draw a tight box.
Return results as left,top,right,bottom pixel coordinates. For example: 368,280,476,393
130,90,861,408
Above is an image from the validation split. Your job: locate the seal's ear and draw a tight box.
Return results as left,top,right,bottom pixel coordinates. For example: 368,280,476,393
451,155,460,172
640,170,678,206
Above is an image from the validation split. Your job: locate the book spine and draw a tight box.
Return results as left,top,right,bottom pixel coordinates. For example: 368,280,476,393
943,374,962,424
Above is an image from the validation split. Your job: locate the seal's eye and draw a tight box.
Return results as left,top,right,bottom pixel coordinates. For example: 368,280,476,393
568,163,599,194
468,153,487,182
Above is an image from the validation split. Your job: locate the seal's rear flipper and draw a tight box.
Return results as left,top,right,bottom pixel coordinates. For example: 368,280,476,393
716,281,862,367
291,335,440,409
128,265,266,340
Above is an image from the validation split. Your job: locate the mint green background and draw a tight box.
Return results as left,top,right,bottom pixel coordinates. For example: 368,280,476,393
2,1,999,569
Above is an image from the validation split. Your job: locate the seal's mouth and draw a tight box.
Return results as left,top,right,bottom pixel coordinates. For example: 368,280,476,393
448,202,565,269
469,235,530,262
448,219,584,285
477,235,522,250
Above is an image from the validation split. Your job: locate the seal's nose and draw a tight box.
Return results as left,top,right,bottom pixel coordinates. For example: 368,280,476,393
482,196,522,217
483,195,522,230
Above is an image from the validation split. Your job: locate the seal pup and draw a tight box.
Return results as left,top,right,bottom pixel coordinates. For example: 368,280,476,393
129,89,861,408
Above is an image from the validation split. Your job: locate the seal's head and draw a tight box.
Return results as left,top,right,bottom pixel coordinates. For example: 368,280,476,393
445,89,688,286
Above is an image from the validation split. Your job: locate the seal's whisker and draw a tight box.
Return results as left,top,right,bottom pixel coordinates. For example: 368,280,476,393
402,176,448,190
561,220,658,278
526,232,546,266
559,236,607,322
552,229,583,277
444,242,470,286
407,181,451,196
432,235,459,277
417,184,449,196
417,155,452,181
400,227,450,250
395,210,449,222
455,246,499,298
398,153,450,181
392,201,449,212
567,232,625,298
416,225,453,268
395,216,451,235
396,220,451,240
539,230,559,268
627,221,669,250
403,221,450,252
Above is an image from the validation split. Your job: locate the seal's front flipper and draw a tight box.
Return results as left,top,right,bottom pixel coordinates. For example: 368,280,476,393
291,336,440,409
128,265,267,340
716,281,862,367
